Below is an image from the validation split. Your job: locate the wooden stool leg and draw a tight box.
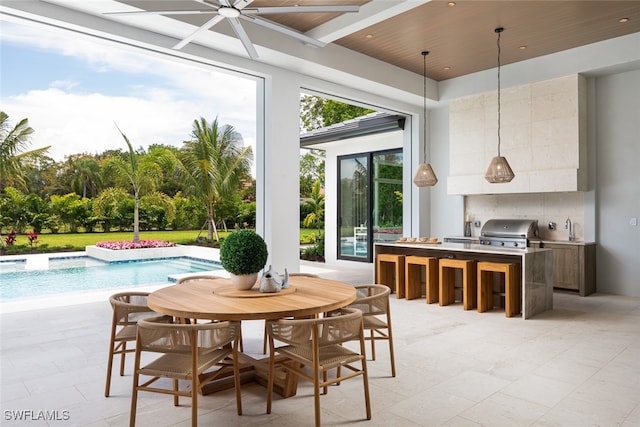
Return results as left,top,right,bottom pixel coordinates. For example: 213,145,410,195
405,263,421,300
505,264,520,317
395,260,405,299
477,270,493,313
426,259,438,304
377,261,393,293
462,264,477,310
439,266,455,306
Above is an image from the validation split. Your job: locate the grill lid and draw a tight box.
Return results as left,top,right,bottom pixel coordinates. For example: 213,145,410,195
481,219,539,239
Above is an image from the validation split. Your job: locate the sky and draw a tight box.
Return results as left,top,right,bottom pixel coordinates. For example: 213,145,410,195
0,18,257,167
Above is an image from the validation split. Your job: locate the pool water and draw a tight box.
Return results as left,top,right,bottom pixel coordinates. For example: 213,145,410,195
0,257,221,301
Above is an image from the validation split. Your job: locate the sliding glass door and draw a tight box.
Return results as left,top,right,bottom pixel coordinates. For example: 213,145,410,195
338,149,402,262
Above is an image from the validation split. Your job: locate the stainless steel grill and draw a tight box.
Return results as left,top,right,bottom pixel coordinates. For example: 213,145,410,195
479,219,540,248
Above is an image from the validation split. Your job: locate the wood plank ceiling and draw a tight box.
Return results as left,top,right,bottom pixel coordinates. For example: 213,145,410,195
116,0,640,81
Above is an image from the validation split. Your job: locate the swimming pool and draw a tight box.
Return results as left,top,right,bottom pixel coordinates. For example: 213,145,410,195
0,256,222,301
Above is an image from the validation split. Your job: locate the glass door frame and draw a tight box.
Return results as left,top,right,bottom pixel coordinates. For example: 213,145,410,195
337,148,403,262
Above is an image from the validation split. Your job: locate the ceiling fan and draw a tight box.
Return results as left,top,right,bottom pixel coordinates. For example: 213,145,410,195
105,0,360,59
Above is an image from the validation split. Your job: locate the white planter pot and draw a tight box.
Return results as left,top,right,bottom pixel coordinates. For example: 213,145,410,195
229,273,258,290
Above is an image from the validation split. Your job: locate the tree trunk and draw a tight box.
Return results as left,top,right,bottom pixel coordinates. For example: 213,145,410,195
133,192,140,243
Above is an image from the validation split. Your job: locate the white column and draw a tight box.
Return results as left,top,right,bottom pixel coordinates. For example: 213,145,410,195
256,72,301,272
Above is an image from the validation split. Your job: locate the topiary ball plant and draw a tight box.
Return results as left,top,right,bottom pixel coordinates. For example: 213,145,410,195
220,229,268,276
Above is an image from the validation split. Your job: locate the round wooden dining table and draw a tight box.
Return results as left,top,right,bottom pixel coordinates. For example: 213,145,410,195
147,275,357,397
148,275,357,321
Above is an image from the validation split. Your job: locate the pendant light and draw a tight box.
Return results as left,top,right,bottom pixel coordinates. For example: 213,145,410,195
485,27,515,183
413,50,438,187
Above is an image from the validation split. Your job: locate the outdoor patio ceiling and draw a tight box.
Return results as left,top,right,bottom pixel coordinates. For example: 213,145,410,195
3,1,639,82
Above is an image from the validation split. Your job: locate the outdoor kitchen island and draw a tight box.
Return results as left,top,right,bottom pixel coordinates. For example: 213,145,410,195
375,242,553,319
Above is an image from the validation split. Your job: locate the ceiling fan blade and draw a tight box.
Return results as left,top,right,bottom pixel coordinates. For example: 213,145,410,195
231,0,255,10
241,15,326,48
242,5,359,15
173,14,225,50
227,18,259,59
104,10,217,16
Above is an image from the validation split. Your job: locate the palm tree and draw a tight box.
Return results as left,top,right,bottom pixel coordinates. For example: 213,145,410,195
68,155,102,198
0,111,50,191
103,127,163,242
302,180,325,231
178,117,252,241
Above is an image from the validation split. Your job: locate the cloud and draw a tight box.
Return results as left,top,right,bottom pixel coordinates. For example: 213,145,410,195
1,20,257,167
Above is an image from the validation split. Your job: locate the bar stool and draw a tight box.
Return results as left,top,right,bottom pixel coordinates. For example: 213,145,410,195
404,256,439,303
477,261,520,317
376,253,405,298
439,258,476,310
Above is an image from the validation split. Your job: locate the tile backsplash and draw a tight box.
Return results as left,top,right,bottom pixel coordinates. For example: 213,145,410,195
465,192,585,241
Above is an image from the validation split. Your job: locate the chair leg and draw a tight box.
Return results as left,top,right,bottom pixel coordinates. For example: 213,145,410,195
233,341,242,415
313,366,321,427
119,341,127,376
105,341,115,397
191,376,198,427
262,323,268,354
129,356,140,427
369,329,376,360
362,359,372,420
173,379,179,406
358,335,372,421
387,314,396,378
266,342,275,414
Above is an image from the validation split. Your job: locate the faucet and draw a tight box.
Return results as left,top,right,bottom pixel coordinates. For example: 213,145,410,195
565,217,574,241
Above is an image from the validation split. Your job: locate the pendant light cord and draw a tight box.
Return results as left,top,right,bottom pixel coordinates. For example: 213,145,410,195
496,28,503,157
422,51,428,163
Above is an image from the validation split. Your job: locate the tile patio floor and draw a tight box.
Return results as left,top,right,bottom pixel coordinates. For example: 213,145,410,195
1,260,639,426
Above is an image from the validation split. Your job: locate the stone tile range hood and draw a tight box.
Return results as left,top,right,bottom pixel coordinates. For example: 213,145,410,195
448,74,587,195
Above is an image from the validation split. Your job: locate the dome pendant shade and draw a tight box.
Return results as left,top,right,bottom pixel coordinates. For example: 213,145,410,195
413,162,438,187
485,155,515,183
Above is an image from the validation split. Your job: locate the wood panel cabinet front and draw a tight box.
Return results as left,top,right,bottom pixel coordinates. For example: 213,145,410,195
543,242,596,296
547,244,580,291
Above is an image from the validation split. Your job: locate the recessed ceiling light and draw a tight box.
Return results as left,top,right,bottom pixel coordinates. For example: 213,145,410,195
365,34,374,39
443,66,451,71
447,2,456,6
619,17,630,23
519,45,527,50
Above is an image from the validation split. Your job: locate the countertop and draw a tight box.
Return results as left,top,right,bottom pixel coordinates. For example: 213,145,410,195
375,241,550,256
536,240,595,246
443,236,596,246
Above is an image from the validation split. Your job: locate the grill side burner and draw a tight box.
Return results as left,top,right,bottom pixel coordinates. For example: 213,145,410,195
479,219,540,248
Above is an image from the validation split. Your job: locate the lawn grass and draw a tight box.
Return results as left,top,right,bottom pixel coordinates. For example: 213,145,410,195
2,228,323,255
5,230,223,250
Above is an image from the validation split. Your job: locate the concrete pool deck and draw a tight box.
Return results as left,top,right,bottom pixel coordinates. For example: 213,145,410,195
1,260,639,425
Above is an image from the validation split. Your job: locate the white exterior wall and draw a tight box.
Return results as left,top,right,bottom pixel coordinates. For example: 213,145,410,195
257,73,302,273
595,70,640,296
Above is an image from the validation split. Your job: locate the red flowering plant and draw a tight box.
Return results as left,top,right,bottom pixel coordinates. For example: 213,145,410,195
27,231,39,248
96,240,177,250
4,230,17,246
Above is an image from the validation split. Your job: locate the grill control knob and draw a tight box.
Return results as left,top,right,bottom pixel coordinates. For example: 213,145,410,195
500,241,505,246
513,242,519,247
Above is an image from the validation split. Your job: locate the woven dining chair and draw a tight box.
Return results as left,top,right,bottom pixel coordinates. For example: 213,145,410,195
261,272,319,354
348,284,396,377
129,316,243,427
266,307,371,427
105,291,155,397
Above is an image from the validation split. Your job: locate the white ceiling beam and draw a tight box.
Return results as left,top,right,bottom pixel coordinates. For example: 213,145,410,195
306,0,431,43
